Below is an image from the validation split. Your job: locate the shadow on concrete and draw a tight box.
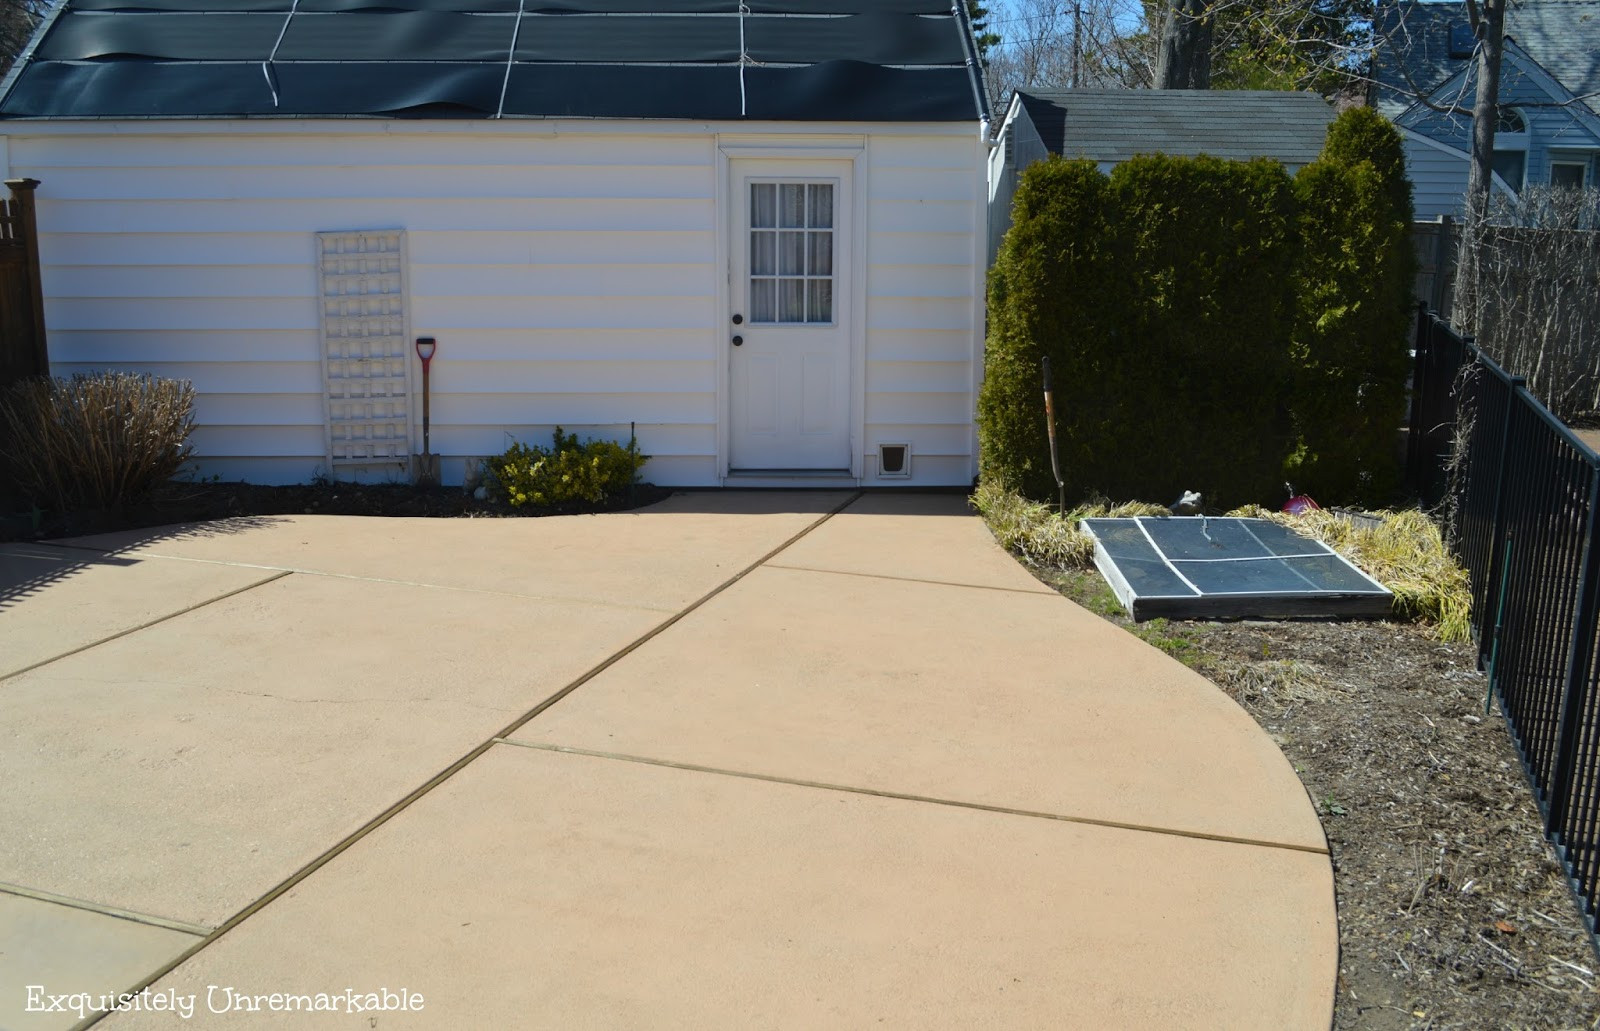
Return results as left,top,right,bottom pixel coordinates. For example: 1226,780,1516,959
0,516,287,616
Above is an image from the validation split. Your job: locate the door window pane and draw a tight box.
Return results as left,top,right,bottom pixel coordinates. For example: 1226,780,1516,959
750,279,776,323
807,280,833,323
807,231,832,276
751,231,775,276
750,184,776,229
808,184,834,228
778,279,805,322
779,232,805,276
749,179,836,325
779,184,806,228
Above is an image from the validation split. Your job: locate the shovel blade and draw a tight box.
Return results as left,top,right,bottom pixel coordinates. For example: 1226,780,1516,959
412,453,441,487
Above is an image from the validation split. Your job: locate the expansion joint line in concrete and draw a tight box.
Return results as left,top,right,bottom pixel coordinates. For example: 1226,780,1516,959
31,541,675,614
498,740,1331,858
0,571,293,683
73,492,864,1031
762,562,1056,597
0,882,211,937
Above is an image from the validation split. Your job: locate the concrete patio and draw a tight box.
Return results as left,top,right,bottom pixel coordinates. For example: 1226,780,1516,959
0,492,1335,1029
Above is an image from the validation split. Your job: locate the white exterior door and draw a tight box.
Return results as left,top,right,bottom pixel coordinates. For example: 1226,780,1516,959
728,159,853,471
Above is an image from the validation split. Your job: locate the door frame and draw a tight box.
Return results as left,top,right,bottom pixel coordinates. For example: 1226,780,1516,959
714,137,867,483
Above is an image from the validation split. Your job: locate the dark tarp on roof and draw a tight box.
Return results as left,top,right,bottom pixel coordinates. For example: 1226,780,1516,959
0,0,985,121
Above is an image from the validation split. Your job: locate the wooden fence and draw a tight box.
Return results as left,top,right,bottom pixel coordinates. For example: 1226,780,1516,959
1412,215,1458,316
0,177,47,390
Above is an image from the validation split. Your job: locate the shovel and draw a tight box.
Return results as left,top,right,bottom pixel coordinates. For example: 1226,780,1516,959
413,336,440,487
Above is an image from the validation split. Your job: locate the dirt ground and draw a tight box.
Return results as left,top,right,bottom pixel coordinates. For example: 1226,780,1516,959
1043,567,1600,1030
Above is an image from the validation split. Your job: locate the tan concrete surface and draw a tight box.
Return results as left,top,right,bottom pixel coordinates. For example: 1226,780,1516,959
767,492,1057,593
58,491,849,612
0,572,664,928
514,564,1328,851
0,894,200,1031
0,544,280,679
105,744,1337,1031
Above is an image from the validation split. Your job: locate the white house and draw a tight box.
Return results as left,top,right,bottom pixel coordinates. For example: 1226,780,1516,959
0,2,991,488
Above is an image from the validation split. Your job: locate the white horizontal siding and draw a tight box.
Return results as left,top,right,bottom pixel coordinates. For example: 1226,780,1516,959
48,327,718,365
194,394,324,425
427,392,713,426
191,424,327,458
31,164,715,202
861,132,983,486
437,423,713,459
36,197,715,234
866,423,972,454
52,361,320,394
864,453,973,487
50,329,321,364
23,128,724,486
39,229,715,266
18,124,983,489
413,295,711,331
181,456,324,485
13,132,717,169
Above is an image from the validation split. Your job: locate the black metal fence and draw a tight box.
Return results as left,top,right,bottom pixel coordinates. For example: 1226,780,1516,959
1408,304,1600,948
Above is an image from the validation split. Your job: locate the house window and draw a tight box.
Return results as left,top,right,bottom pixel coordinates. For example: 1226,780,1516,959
1491,150,1526,191
1552,161,1588,189
1496,107,1526,133
749,182,834,325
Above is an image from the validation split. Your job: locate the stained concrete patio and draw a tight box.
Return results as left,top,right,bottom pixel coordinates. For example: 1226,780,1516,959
0,492,1335,1030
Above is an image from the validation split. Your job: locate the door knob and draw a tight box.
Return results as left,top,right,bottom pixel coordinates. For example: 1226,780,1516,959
732,313,744,325
732,335,744,346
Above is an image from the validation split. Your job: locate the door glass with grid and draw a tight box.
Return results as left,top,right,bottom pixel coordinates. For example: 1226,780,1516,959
748,182,834,325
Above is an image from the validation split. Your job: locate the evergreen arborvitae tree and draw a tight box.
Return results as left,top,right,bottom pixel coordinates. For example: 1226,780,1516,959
1288,107,1417,504
967,1,1001,64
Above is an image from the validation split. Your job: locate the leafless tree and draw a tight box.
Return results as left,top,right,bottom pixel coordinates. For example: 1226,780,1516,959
1461,186,1600,419
0,0,49,79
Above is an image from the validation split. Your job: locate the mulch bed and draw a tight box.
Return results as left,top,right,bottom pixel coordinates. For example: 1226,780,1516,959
0,479,676,542
1040,567,1600,1030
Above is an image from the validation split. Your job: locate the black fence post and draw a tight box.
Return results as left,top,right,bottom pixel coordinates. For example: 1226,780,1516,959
1407,302,1430,492
1549,471,1600,839
1481,364,1527,666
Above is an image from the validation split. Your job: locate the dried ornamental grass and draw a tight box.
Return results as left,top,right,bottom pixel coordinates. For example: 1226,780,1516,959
1228,505,1473,642
976,484,1472,641
0,372,195,512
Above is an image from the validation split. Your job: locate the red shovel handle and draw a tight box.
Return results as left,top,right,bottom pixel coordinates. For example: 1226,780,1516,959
415,336,437,374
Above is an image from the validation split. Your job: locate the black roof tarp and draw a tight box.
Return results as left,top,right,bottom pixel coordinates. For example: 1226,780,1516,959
0,0,985,121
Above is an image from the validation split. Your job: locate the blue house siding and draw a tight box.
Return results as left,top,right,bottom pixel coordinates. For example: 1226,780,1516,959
1398,49,1600,193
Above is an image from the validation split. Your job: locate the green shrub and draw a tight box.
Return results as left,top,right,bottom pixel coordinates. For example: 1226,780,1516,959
980,154,1297,509
979,109,1416,511
0,372,195,512
1289,108,1417,504
978,158,1118,503
484,427,647,508
1110,154,1298,507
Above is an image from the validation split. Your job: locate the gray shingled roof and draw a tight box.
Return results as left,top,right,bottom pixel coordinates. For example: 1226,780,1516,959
1015,89,1335,167
1373,0,1600,116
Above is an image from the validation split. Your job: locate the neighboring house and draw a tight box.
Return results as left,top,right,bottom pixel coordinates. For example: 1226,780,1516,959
1373,0,1600,217
0,2,991,488
987,89,1336,261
